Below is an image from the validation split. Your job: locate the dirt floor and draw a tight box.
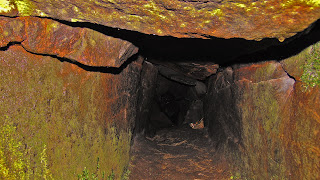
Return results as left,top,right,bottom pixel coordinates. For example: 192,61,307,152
129,125,231,180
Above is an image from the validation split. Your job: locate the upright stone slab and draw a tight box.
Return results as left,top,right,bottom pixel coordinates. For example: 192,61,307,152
205,41,320,179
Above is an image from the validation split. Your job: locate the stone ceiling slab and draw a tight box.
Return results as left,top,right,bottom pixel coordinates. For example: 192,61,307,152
1,0,319,41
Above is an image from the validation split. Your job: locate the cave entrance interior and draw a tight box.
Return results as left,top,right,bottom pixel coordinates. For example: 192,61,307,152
133,19,320,141
54,20,320,143
56,17,320,144
145,68,207,137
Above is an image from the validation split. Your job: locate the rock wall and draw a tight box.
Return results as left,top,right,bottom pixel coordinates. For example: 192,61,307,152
0,17,141,179
205,42,320,179
135,61,158,135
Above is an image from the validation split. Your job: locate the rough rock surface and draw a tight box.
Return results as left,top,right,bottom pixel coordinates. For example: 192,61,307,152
205,41,320,179
1,0,320,41
0,16,138,67
135,61,159,135
0,8,142,180
154,61,219,81
0,45,142,178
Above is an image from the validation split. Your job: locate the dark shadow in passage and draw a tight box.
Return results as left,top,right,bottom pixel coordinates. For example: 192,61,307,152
56,53,140,74
48,17,320,65
228,19,320,66
0,41,22,51
2,15,319,70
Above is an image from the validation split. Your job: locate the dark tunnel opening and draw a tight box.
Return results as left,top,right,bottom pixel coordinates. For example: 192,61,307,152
133,18,320,151
144,71,207,137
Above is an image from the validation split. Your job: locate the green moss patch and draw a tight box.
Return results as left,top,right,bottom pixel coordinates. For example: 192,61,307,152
301,42,320,88
0,115,53,179
231,82,287,179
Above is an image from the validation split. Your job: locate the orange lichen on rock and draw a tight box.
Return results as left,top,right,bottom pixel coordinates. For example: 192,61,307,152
0,16,138,67
0,16,25,47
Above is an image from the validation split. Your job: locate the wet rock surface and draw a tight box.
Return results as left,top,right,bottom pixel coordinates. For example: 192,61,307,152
129,125,231,180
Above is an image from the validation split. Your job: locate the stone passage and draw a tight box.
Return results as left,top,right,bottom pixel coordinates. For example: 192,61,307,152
0,1,320,179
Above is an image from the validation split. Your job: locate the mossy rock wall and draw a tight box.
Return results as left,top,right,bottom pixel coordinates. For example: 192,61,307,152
205,41,320,179
0,45,142,179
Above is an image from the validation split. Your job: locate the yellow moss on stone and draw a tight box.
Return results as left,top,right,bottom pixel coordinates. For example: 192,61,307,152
0,116,29,180
14,0,35,16
46,20,59,33
281,0,320,7
71,18,80,22
0,0,14,13
0,116,53,180
233,3,247,8
300,0,320,6
208,8,223,16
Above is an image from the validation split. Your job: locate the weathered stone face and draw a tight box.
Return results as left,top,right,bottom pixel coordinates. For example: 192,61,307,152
0,44,142,179
0,15,142,178
1,0,319,41
0,16,138,67
205,41,320,179
135,61,159,135
0,6,143,179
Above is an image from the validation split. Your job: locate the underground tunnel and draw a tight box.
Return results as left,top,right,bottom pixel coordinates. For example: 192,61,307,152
130,19,320,179
1,1,320,179
132,18,320,136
